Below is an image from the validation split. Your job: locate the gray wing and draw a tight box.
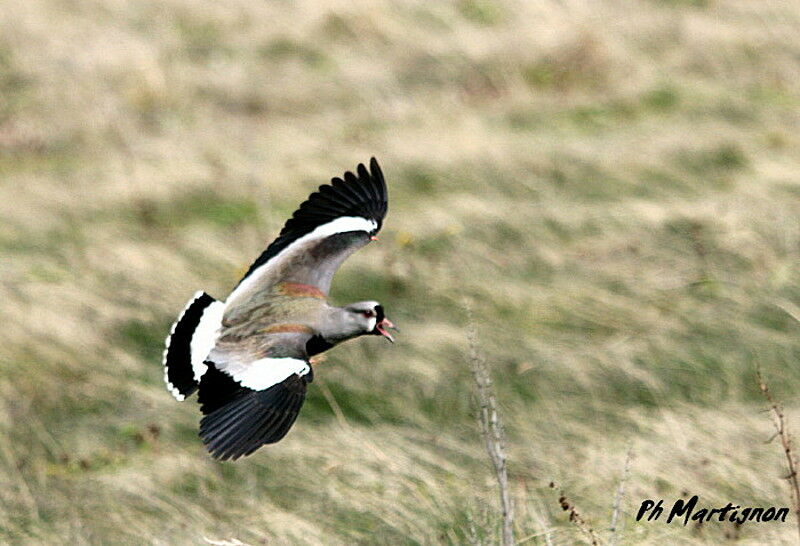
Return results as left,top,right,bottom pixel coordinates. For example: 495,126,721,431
224,158,388,313
208,327,314,381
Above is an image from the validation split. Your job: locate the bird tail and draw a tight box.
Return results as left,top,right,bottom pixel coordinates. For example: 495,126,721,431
162,291,225,401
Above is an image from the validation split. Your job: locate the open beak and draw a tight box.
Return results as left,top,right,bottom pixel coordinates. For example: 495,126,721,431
375,318,398,343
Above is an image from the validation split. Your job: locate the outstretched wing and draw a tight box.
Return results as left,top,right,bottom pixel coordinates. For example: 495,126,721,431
224,158,388,312
197,330,314,460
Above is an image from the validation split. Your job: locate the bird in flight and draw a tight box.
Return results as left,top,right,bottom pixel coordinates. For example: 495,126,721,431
162,158,395,460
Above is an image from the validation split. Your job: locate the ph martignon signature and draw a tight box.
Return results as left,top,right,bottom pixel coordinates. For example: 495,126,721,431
636,496,789,525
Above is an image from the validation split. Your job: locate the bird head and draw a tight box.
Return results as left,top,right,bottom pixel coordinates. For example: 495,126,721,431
344,301,397,342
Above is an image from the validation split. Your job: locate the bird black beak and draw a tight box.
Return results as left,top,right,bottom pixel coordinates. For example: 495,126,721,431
375,318,397,343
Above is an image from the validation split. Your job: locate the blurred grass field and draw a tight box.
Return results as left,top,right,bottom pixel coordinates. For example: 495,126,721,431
2,0,800,544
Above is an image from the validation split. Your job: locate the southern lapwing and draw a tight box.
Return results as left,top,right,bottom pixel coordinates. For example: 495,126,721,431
162,158,395,460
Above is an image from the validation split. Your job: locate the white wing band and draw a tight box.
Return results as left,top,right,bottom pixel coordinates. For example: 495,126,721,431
223,357,310,391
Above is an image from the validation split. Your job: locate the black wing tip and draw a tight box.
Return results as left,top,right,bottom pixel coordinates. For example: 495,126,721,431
232,157,388,288
296,157,388,226
334,158,384,191
198,370,308,461
340,156,384,185
369,157,382,178
200,400,302,461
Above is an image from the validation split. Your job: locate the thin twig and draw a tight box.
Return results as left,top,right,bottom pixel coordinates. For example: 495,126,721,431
549,482,602,546
532,497,555,546
466,304,514,546
316,376,350,431
757,369,800,543
609,443,633,546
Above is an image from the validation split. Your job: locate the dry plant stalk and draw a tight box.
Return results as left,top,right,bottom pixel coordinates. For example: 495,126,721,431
609,444,633,546
466,313,514,546
757,370,800,543
549,482,601,546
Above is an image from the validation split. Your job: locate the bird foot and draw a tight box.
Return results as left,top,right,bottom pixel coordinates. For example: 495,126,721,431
310,355,328,366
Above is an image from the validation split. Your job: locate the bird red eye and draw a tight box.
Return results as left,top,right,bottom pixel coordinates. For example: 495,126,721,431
362,310,375,318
